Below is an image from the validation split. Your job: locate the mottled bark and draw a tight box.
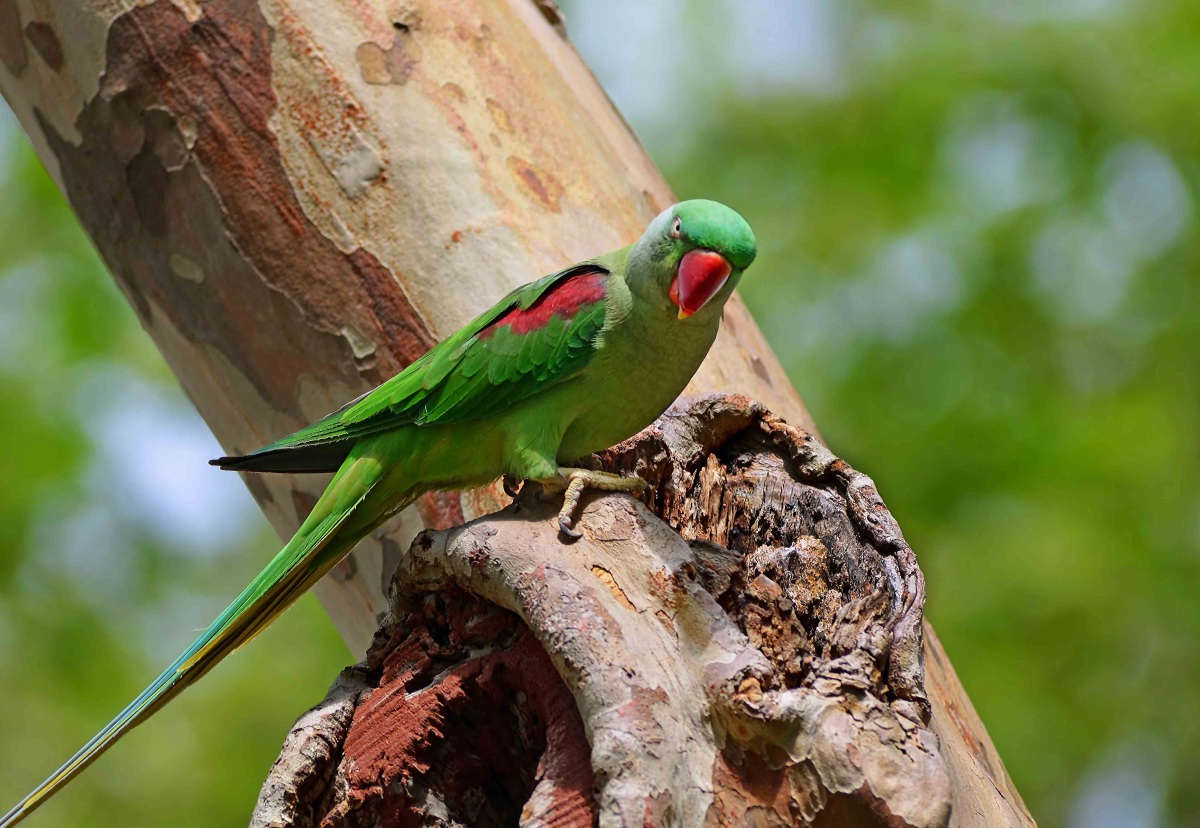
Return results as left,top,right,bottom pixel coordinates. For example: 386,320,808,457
0,1,1030,826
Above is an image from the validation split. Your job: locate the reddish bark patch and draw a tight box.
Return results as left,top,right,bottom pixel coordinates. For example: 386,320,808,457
481,270,606,339
414,491,465,531
507,155,564,212
943,694,995,774
324,591,596,827
23,20,62,71
38,0,436,422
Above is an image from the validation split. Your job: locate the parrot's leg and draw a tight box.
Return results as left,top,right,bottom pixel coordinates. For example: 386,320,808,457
539,467,648,539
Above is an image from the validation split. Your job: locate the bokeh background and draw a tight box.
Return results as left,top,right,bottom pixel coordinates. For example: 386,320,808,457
2,0,1198,825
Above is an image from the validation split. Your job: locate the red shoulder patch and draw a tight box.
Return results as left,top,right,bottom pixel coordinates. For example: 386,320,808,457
481,270,607,338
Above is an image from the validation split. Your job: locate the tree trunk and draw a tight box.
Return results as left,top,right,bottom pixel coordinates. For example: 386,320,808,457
0,1,1031,825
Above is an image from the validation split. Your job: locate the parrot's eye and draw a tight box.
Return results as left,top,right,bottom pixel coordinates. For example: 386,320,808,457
670,217,682,239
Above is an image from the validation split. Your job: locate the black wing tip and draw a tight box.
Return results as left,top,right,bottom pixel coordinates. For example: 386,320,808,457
207,444,351,475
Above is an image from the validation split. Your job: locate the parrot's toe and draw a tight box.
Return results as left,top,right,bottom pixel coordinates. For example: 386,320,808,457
558,514,583,540
535,468,649,541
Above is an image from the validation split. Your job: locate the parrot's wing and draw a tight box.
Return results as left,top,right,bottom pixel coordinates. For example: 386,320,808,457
213,263,612,472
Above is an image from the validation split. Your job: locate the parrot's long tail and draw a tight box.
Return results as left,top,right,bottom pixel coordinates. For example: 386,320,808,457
0,448,397,828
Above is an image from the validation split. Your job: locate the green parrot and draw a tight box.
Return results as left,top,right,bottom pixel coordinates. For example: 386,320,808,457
1,198,756,826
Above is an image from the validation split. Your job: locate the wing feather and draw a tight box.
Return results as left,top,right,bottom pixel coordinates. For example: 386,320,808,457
212,263,611,472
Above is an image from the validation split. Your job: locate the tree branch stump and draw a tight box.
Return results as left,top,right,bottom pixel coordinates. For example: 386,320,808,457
251,395,1001,827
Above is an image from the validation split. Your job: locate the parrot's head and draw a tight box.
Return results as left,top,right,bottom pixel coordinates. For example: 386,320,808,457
630,199,757,320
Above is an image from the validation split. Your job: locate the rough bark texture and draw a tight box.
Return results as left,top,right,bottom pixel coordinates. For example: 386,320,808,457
252,396,1029,828
0,2,1031,826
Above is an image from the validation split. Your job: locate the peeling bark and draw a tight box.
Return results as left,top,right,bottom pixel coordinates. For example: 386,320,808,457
253,397,1029,828
0,2,1030,825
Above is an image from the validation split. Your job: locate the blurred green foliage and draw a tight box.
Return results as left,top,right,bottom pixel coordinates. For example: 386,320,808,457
2,0,1199,825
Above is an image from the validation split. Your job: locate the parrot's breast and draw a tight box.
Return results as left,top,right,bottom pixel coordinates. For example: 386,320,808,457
554,308,721,462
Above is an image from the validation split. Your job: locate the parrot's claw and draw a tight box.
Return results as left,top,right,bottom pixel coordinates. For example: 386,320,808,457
545,467,648,541
559,514,583,540
502,474,523,498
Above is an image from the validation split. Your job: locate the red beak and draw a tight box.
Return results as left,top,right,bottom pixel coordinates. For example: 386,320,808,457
669,249,733,319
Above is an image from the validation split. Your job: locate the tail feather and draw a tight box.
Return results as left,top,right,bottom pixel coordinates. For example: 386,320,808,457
1,452,393,828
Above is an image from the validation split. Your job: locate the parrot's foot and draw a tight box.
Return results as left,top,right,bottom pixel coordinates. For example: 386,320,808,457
539,468,648,540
